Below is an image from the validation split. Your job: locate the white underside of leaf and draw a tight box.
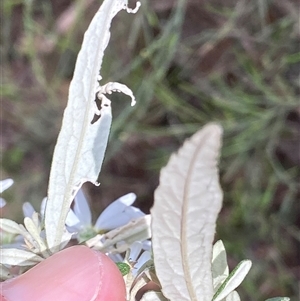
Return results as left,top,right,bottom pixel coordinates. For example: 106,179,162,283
0,218,24,235
0,249,44,266
91,215,151,252
44,0,139,252
140,291,168,301
225,291,241,301
24,217,47,255
151,123,223,301
212,240,229,290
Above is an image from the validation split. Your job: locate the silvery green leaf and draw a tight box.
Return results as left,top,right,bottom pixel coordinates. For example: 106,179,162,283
225,291,240,301
0,218,23,235
91,215,151,252
23,217,48,256
31,212,41,231
212,240,229,290
213,260,252,301
151,123,223,301
44,0,140,252
17,224,40,251
266,297,290,301
141,292,168,301
0,249,43,266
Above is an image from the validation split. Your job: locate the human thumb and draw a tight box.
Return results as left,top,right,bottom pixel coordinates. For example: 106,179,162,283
0,245,126,301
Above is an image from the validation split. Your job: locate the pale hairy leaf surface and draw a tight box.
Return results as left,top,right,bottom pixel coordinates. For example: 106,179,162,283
0,249,43,266
0,218,23,235
17,224,41,252
140,292,168,301
213,260,252,301
125,269,135,300
23,217,48,255
44,0,140,252
91,215,151,252
224,291,241,301
212,240,229,290
151,123,223,301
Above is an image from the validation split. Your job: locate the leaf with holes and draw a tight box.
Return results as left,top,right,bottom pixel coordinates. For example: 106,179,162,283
44,0,140,252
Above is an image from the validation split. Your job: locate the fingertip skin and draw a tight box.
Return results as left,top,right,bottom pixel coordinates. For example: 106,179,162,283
0,246,126,301
93,250,127,301
0,295,8,301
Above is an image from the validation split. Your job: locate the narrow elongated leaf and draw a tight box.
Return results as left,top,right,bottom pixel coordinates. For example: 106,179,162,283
151,123,223,301
24,217,48,255
212,240,229,290
44,0,139,252
141,292,168,301
91,215,151,252
0,249,43,266
0,218,23,235
225,291,241,301
213,260,252,301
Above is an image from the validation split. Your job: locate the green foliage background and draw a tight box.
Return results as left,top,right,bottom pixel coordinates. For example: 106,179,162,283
1,0,299,299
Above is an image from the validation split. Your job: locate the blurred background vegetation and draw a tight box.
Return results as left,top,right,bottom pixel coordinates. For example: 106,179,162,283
1,0,299,299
